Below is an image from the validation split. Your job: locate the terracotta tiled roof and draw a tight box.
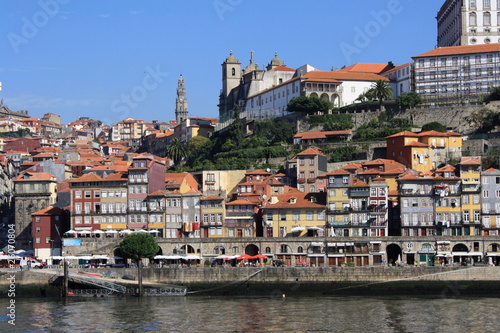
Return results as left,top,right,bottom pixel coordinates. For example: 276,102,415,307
226,198,255,205
297,147,324,156
272,65,296,72
459,156,481,165
385,131,420,138
338,63,393,74
32,206,65,216
67,173,103,183
304,70,390,82
483,168,500,172
350,178,368,187
264,190,326,208
16,172,55,181
414,44,500,58
435,164,456,173
418,130,461,137
321,169,350,176
380,62,412,75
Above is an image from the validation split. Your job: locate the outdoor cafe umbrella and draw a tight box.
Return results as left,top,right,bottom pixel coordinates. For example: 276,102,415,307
252,254,268,260
236,254,254,260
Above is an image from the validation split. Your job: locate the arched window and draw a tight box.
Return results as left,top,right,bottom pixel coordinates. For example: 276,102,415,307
297,246,304,253
265,247,271,253
231,67,236,76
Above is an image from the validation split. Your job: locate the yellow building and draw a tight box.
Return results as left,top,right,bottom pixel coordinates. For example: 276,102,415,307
261,189,326,238
386,130,462,172
200,195,226,238
458,157,482,236
433,165,462,236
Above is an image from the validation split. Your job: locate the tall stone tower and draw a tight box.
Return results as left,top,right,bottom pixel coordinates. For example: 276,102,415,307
175,75,188,124
218,51,242,123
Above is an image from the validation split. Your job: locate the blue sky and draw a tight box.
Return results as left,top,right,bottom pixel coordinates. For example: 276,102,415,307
0,0,442,125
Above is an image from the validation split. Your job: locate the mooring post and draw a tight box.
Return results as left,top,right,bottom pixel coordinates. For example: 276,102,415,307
63,260,69,298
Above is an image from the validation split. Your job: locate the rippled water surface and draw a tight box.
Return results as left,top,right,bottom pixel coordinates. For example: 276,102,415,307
2,295,499,332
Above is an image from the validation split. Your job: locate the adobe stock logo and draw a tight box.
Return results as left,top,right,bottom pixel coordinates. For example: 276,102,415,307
110,65,168,120
213,0,244,21
7,0,70,54
339,0,408,63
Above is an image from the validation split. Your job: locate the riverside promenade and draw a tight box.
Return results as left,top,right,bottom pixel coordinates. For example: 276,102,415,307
2,266,500,297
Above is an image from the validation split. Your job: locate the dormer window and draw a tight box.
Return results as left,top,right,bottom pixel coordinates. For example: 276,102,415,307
290,197,297,204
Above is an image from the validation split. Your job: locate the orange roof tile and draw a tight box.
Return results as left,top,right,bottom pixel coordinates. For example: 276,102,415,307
304,70,389,82
459,156,481,165
297,147,324,156
272,65,296,72
338,63,393,74
414,44,500,58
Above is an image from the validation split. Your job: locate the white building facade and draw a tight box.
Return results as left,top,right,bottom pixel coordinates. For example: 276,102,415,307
412,44,500,104
437,0,500,47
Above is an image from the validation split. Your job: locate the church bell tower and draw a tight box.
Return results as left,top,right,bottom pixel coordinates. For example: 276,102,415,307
175,75,188,124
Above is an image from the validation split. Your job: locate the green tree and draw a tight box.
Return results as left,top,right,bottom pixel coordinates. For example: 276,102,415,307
396,92,423,109
421,121,447,132
165,137,188,165
119,233,160,296
287,96,333,115
370,80,393,111
488,86,500,101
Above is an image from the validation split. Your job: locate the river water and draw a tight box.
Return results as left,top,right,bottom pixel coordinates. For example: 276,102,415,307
2,295,499,332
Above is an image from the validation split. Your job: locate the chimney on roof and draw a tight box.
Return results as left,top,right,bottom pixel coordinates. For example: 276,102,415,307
388,61,395,69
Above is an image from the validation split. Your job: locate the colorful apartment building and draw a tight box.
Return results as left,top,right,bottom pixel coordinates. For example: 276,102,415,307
200,195,225,238
459,156,482,236
433,165,464,236
386,130,462,171
480,168,500,237
261,190,326,238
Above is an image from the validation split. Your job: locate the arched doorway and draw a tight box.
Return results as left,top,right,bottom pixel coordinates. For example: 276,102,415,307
178,244,195,254
386,244,402,265
487,243,500,265
452,243,469,264
245,244,259,256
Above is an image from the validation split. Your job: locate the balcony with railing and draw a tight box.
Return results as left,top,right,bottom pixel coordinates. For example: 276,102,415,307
327,207,351,214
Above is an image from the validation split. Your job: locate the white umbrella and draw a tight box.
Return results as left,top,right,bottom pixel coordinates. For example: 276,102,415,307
64,230,77,234
93,230,104,234
120,230,132,234
149,230,160,233
184,254,201,260
291,227,305,232
105,230,118,234
134,229,148,233
78,230,91,235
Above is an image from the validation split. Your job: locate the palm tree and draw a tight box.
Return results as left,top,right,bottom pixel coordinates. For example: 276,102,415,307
165,137,188,165
371,80,393,111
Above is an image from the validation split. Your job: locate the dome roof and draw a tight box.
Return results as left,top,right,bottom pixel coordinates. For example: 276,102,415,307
269,52,284,66
225,51,239,64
